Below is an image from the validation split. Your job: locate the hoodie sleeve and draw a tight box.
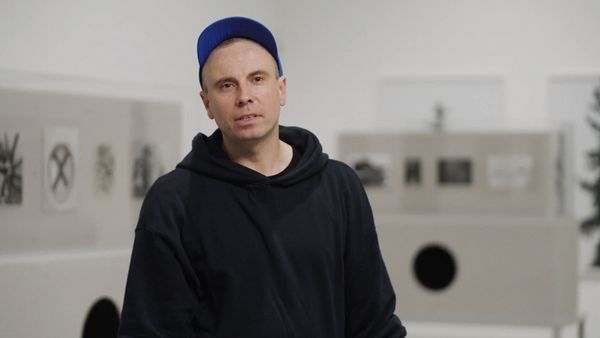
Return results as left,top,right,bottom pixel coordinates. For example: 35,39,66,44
118,180,211,338
343,170,407,338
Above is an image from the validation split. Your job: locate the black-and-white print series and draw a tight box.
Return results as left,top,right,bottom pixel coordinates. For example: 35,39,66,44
0,132,23,205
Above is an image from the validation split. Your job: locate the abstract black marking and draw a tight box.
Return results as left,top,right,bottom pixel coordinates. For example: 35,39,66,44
48,143,75,203
96,144,115,194
0,133,23,204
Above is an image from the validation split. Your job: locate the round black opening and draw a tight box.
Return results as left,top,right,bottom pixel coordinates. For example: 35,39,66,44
413,244,457,291
82,298,120,338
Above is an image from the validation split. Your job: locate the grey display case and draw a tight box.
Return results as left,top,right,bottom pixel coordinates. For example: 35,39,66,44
339,131,560,216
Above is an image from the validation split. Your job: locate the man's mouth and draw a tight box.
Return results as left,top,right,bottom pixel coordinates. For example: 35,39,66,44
236,114,259,121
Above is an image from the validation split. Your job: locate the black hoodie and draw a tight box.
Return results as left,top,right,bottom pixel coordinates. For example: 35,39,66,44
118,126,406,338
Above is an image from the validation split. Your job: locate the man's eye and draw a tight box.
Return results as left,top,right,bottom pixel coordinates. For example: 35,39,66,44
253,76,264,83
221,83,234,89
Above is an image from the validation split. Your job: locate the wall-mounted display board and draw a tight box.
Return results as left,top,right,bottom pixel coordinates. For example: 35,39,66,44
0,88,181,252
0,69,190,338
377,215,578,328
339,131,559,216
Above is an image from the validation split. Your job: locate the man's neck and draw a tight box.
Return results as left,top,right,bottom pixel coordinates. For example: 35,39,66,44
222,134,293,177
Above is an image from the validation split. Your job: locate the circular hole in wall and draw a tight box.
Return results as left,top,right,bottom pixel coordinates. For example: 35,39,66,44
413,243,457,291
81,298,120,338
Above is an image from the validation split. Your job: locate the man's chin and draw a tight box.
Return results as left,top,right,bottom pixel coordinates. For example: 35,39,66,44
235,124,278,141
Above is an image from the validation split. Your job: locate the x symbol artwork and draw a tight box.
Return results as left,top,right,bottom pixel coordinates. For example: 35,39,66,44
50,144,73,191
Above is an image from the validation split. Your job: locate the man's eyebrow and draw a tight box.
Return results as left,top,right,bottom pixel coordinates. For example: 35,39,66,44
249,70,270,77
212,76,237,88
209,70,272,88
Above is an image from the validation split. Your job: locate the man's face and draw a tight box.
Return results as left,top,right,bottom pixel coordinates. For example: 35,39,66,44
200,38,286,146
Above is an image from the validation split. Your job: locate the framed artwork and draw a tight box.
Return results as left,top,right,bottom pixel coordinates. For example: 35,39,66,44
437,158,472,185
95,144,115,195
346,152,391,189
487,154,533,190
404,157,422,186
43,127,79,211
131,142,165,198
0,132,23,205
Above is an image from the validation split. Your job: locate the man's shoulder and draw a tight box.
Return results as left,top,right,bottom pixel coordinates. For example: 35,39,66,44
326,158,352,171
324,158,358,178
143,168,191,202
134,168,196,234
320,159,363,188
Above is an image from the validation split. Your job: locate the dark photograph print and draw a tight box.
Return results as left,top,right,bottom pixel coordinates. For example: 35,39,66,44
352,158,386,187
404,157,422,185
438,158,472,185
132,142,164,198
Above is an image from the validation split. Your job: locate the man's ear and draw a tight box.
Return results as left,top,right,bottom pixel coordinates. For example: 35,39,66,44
278,76,287,107
200,90,214,119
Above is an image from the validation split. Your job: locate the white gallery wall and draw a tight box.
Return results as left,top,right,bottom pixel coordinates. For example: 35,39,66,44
0,0,281,151
278,0,600,155
3,0,600,154
2,0,600,337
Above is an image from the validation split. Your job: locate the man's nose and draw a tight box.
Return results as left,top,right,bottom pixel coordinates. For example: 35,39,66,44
236,83,254,106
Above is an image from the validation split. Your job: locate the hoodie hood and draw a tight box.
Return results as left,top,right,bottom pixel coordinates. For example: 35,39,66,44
177,126,329,187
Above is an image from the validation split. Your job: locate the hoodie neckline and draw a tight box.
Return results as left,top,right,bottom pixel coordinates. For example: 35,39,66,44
176,126,329,187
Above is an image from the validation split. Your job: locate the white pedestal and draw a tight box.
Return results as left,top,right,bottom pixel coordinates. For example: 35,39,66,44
0,248,130,338
403,320,580,338
580,269,600,338
378,215,578,326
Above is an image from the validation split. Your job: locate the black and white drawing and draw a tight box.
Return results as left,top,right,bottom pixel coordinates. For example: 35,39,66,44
346,153,391,188
44,127,79,210
438,158,472,185
132,142,164,198
404,157,422,185
48,144,75,203
487,155,533,190
0,132,23,204
95,144,115,195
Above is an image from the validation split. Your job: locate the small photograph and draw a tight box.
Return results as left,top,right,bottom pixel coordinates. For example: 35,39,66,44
487,154,533,190
438,158,472,185
0,132,23,205
404,157,422,185
132,141,165,198
43,127,79,211
95,144,115,195
346,153,391,188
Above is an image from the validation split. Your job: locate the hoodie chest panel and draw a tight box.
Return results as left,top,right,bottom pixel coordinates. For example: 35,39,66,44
183,176,345,290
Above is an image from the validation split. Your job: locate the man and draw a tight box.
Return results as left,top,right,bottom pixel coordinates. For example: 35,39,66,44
118,16,406,338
